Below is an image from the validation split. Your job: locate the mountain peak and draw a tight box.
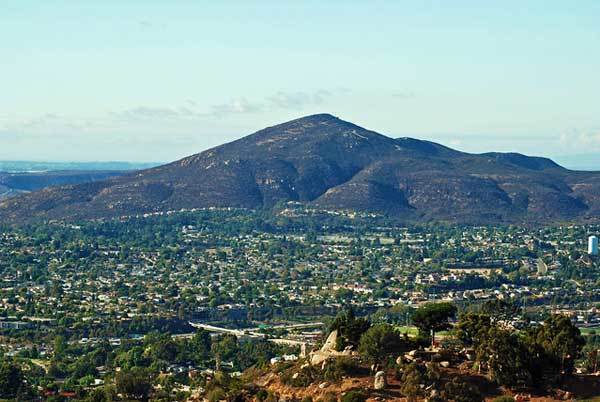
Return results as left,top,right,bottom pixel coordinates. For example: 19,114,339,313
294,113,340,122
229,113,388,150
263,113,355,131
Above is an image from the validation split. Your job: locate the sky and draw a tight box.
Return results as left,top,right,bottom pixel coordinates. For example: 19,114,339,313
1,1,600,167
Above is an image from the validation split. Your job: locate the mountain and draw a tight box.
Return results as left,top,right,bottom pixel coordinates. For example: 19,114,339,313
1,114,599,224
0,170,127,200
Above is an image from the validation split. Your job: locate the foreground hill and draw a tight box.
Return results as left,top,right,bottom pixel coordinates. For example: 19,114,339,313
1,114,599,224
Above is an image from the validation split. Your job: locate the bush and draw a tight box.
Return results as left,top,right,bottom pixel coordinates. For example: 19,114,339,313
322,357,363,382
492,397,514,402
400,363,423,402
341,390,367,402
319,391,338,402
444,378,483,402
280,365,318,387
206,387,226,402
256,389,269,401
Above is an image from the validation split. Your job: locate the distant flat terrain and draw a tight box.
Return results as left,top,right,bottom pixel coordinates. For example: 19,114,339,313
0,160,158,172
0,170,128,200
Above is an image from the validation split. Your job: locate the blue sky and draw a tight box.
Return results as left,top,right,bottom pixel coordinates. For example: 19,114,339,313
1,1,600,166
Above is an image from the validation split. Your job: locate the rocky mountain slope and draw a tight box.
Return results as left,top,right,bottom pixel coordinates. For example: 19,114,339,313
1,114,599,224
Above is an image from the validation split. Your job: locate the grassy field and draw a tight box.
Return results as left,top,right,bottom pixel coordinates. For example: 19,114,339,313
395,325,420,336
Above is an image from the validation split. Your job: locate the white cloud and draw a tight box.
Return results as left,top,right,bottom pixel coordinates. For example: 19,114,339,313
113,106,185,121
113,88,341,122
267,89,340,110
268,90,328,109
210,98,262,116
0,87,346,160
559,129,600,152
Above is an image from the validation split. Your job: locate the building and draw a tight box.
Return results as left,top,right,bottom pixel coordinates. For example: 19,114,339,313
0,321,31,330
589,236,599,256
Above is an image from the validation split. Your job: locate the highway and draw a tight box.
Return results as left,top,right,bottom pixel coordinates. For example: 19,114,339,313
183,321,323,347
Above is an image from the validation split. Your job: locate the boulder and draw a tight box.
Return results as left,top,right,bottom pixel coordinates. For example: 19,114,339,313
427,389,440,402
309,329,355,365
374,371,387,390
322,330,338,352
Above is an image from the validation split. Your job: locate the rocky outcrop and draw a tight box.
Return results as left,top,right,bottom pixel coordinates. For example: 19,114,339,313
309,330,355,366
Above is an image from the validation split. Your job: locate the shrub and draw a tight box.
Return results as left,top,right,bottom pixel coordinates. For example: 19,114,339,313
280,365,318,387
322,357,362,382
206,387,226,402
492,397,514,402
341,390,367,402
319,391,338,402
400,363,423,402
444,378,483,402
256,389,269,401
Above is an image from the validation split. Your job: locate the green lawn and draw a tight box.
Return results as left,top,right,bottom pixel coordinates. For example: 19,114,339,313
395,325,420,336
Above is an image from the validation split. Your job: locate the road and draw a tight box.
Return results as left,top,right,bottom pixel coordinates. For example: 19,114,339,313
184,321,322,347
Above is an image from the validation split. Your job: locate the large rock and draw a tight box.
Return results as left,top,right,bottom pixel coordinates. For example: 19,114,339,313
374,371,387,390
309,330,355,365
322,330,338,352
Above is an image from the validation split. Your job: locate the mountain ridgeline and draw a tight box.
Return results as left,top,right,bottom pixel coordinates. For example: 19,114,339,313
1,114,599,224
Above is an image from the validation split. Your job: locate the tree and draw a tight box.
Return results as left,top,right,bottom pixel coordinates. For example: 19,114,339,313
147,335,179,363
476,328,532,387
0,361,24,399
358,323,408,364
481,299,520,323
532,314,585,374
412,302,457,343
329,308,371,350
115,367,154,402
85,386,117,402
212,334,239,366
455,312,491,347
189,329,212,364
54,335,67,358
